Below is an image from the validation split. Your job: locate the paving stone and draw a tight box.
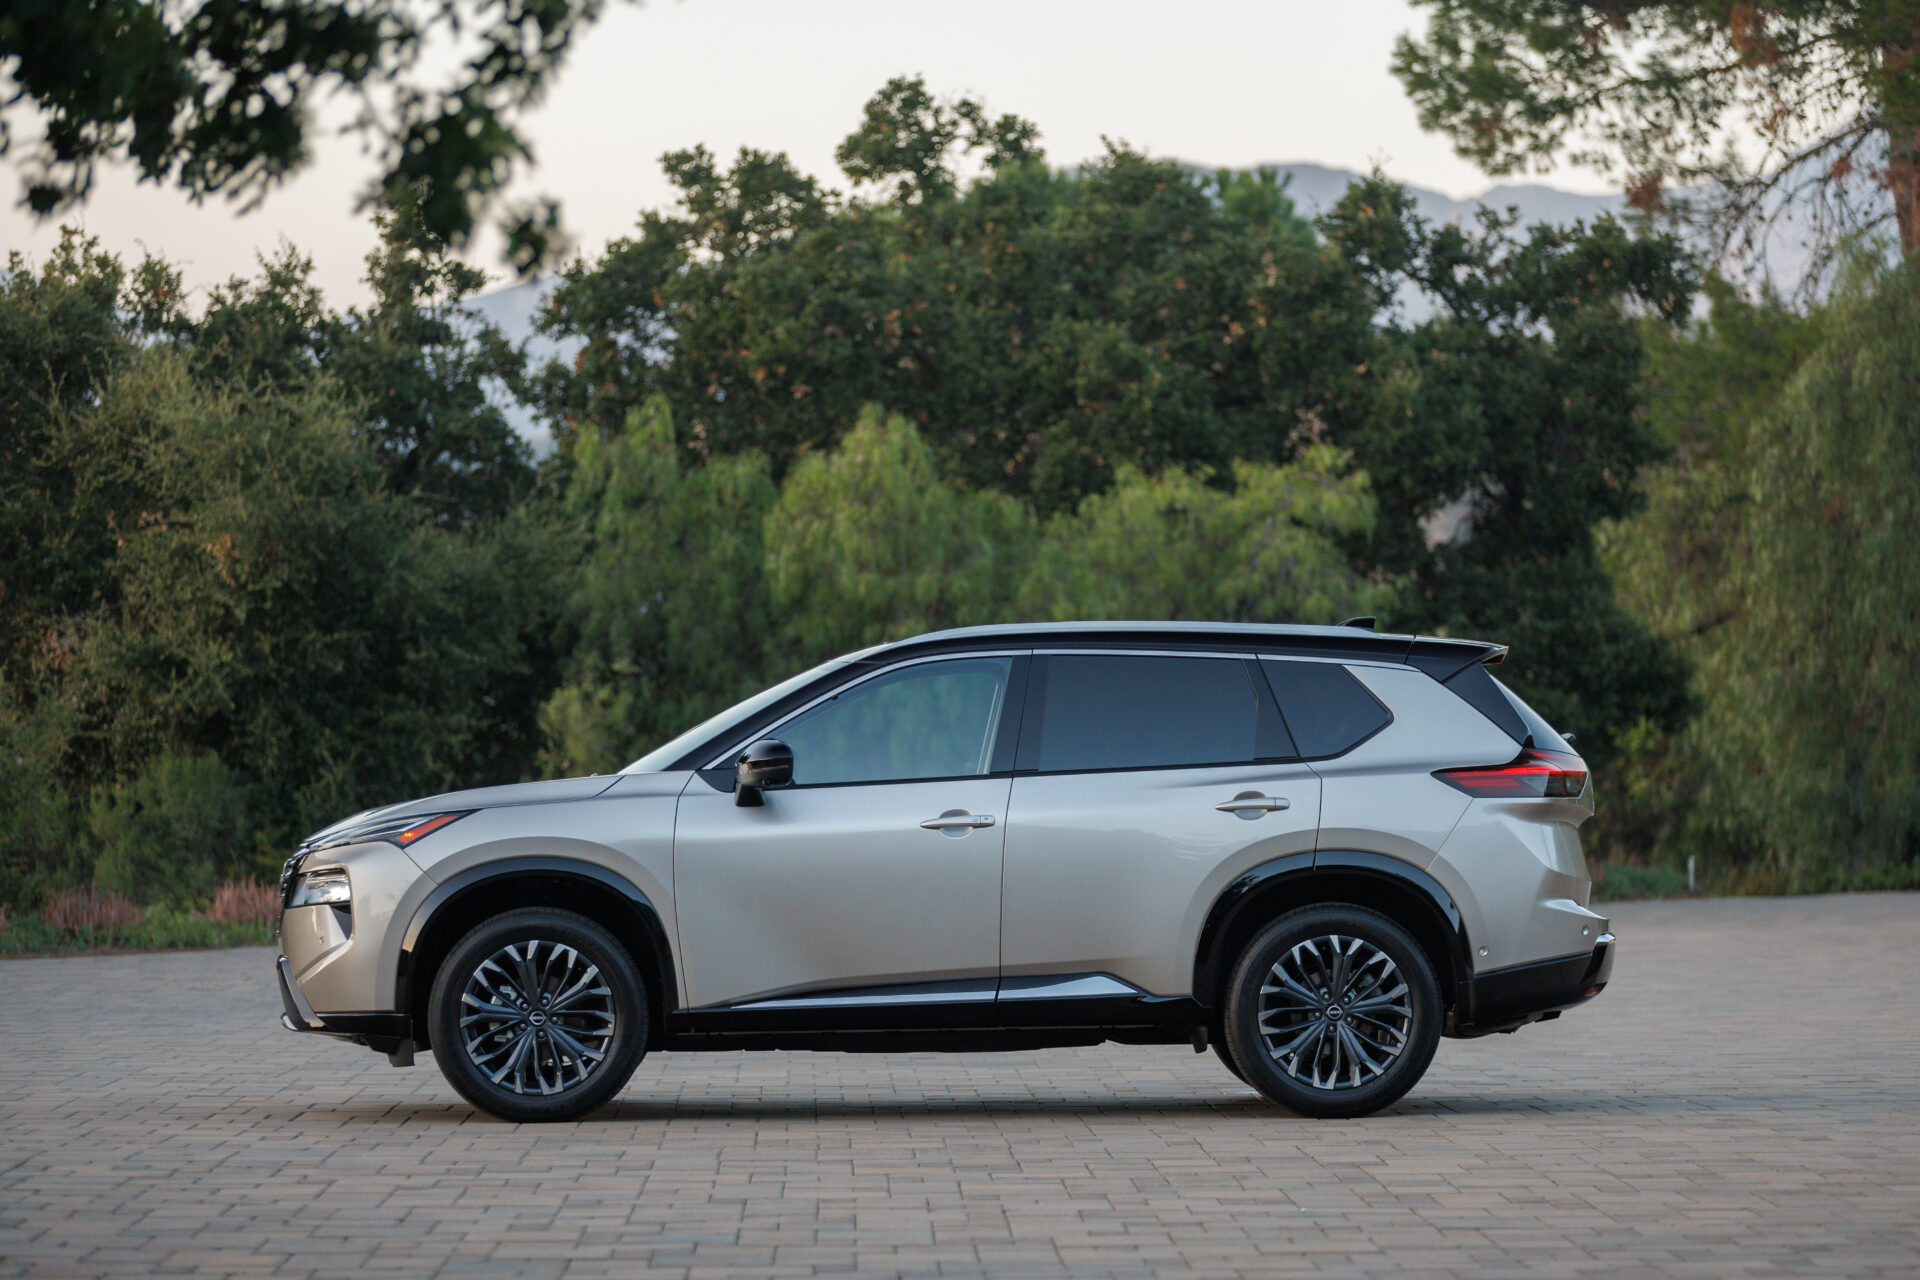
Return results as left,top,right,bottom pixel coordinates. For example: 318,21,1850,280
1,894,1917,1276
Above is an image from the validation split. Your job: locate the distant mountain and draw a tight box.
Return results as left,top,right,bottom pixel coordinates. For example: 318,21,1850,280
1247,162,1623,230
470,165,1630,449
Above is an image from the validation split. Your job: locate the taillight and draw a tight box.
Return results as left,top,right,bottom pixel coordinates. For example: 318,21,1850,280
1435,749,1587,798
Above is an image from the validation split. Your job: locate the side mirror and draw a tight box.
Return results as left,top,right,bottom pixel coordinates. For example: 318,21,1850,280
733,739,794,807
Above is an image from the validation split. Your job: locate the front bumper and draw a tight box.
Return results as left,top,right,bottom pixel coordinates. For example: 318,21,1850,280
276,954,413,1055
1451,932,1614,1036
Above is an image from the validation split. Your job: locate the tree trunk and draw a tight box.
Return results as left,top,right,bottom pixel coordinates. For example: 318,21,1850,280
1889,124,1920,255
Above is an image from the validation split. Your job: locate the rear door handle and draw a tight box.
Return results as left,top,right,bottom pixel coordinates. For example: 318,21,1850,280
1215,793,1290,814
920,810,996,830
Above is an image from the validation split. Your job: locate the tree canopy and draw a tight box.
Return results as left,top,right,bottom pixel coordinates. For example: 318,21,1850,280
533,77,1696,769
0,0,620,269
1393,1,1920,277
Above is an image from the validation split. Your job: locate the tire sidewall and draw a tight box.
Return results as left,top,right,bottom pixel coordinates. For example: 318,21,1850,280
1224,904,1441,1118
428,907,648,1122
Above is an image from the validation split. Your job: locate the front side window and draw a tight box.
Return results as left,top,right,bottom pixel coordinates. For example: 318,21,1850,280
1017,654,1293,773
776,657,1013,786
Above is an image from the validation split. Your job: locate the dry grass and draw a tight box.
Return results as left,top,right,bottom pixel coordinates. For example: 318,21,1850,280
205,880,280,926
39,887,146,937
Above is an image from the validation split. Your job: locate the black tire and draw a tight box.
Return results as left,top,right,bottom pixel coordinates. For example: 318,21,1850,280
1211,1036,1248,1084
428,907,648,1122
1222,904,1441,1119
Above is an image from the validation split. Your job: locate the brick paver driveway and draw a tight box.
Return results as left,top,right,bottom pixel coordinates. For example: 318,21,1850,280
3,894,1917,1278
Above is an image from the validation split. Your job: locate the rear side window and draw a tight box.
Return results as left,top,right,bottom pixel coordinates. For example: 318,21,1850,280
1492,676,1575,754
1260,659,1391,758
1017,654,1294,773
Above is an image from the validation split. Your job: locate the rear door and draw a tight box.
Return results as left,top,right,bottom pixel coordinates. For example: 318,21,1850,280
999,652,1322,999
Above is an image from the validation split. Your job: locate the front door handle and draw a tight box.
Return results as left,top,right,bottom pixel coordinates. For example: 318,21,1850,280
1215,793,1290,817
920,810,996,831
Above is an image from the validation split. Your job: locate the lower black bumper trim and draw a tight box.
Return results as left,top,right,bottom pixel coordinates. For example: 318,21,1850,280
1452,935,1614,1036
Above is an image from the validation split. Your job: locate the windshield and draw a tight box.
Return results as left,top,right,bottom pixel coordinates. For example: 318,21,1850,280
621,656,856,773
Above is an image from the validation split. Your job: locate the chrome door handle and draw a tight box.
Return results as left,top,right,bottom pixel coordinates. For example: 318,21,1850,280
920,811,996,830
1215,794,1290,814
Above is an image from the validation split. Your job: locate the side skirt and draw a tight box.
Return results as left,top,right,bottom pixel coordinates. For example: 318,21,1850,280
663,974,1209,1050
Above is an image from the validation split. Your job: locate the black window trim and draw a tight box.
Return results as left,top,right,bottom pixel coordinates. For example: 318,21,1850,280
1011,648,1305,779
697,649,1032,789
667,633,1462,775
1256,655,1397,762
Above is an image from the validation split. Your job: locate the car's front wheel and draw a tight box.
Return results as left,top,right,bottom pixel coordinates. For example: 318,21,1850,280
1222,905,1441,1119
427,907,648,1122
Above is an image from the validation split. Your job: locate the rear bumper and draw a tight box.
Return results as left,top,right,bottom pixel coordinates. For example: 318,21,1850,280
277,954,412,1053
1451,932,1614,1036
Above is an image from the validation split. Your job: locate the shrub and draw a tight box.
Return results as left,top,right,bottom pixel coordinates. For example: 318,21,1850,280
88,750,256,907
206,880,279,926
1593,863,1691,901
39,887,146,936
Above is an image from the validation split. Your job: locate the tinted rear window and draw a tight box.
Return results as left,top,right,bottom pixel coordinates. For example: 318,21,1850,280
1018,654,1291,772
1260,659,1391,758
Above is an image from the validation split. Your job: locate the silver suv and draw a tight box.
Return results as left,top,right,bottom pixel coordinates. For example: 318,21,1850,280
276,622,1613,1122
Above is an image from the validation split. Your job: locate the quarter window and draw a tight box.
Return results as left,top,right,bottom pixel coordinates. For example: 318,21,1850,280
1260,659,1391,758
776,657,1013,785
1018,654,1292,773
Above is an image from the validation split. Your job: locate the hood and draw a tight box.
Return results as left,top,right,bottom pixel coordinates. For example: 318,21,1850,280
302,776,623,846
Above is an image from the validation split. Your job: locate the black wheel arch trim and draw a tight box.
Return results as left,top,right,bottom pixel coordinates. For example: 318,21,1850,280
395,856,679,1038
1192,849,1474,1013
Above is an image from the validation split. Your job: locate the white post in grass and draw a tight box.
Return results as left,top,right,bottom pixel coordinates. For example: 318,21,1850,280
1687,855,1696,894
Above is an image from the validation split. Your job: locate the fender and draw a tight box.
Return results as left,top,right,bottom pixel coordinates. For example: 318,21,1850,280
1191,849,1473,1009
395,856,679,1023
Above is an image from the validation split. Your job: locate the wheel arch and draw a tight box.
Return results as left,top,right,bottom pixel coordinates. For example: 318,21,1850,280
1192,850,1472,1019
397,857,678,1050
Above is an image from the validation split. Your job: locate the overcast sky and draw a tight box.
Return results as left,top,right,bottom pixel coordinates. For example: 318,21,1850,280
0,0,1615,308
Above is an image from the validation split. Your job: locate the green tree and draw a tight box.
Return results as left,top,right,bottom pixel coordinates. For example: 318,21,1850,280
0,228,561,904
1302,181,1696,766
1727,261,1920,884
1393,1,1920,273
1,0,622,269
540,397,777,776
53,347,560,845
767,407,1034,664
534,79,1696,766
190,203,537,527
530,77,1342,513
1017,445,1396,626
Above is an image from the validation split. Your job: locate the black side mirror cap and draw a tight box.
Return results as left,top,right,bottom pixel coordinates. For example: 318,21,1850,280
734,739,794,806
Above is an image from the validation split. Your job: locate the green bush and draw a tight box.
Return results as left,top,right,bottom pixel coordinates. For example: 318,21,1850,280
1592,863,1692,901
87,750,258,908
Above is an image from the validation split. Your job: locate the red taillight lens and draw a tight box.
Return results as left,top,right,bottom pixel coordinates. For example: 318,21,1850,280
1435,749,1587,798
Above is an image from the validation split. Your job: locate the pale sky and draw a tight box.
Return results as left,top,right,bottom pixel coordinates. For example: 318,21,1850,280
0,0,1616,308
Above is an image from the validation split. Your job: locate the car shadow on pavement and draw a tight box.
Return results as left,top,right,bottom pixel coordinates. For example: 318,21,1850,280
261,1088,1782,1125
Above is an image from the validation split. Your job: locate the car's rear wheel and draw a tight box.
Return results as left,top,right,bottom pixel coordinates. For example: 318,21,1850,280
428,907,648,1122
1222,905,1441,1119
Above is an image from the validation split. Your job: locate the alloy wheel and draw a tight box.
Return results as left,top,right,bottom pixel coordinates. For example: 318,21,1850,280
1256,933,1412,1091
458,939,616,1096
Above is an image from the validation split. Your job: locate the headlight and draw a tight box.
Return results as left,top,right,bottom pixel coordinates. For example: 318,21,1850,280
306,810,471,854
288,869,352,908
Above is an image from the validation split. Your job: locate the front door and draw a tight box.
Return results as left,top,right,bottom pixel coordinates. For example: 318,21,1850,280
674,655,1020,1009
